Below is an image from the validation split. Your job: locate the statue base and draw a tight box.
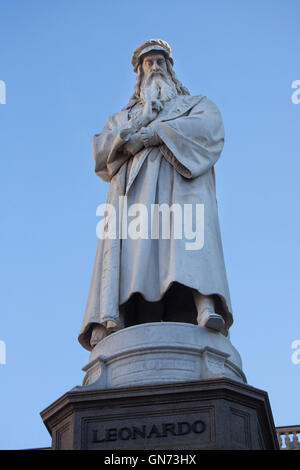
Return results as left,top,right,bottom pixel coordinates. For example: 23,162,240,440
40,324,278,449
78,323,246,389
40,378,279,450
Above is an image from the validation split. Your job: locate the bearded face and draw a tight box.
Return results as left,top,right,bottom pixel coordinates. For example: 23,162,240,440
139,52,178,105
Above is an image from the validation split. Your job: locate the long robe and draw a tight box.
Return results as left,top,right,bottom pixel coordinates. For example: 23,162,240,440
78,94,233,351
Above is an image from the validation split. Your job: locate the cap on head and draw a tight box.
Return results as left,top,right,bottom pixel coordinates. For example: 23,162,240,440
131,39,173,72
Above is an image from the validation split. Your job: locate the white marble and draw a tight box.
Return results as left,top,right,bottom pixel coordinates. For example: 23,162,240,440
78,39,233,351
76,323,246,391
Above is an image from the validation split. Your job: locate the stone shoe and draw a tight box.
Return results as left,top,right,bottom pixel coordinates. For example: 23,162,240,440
198,310,225,332
90,324,108,348
90,321,122,349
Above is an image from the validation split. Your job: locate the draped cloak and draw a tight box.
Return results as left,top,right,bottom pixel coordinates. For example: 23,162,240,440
78,94,233,350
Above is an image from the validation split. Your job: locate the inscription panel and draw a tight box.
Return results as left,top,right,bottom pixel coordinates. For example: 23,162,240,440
82,407,215,449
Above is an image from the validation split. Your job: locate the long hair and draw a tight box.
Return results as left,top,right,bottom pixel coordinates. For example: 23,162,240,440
129,57,190,101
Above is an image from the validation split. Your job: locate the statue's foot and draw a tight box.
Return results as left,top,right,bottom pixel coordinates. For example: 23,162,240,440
90,324,108,348
198,310,225,332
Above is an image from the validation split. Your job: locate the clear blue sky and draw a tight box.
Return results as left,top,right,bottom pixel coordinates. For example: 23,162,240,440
0,0,299,449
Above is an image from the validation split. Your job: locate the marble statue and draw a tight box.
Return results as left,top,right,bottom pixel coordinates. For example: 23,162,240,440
78,39,233,352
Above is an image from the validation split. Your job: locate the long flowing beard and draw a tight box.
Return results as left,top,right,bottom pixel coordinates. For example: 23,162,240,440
140,74,178,105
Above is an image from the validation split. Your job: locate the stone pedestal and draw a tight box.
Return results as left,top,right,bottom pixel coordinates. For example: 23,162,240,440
41,324,278,450
78,323,246,389
41,378,279,450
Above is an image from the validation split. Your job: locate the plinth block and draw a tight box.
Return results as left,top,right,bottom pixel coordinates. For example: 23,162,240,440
40,378,279,450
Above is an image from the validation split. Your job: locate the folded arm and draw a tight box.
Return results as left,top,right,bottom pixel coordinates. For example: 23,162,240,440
92,113,133,182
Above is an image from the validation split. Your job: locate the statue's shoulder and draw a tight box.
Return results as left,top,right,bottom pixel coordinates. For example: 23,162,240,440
171,95,223,127
172,94,206,111
182,94,220,107
104,101,136,128
121,99,138,111
187,94,222,115
186,93,205,101
160,94,205,118
176,93,204,103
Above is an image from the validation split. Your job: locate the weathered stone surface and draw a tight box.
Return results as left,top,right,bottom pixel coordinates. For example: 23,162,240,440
78,38,234,351
78,323,246,390
40,378,279,450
